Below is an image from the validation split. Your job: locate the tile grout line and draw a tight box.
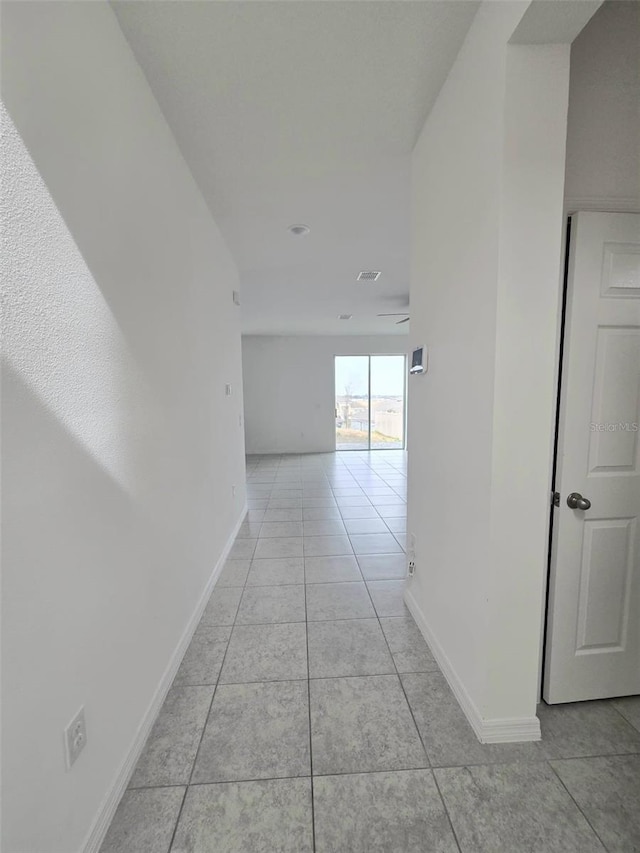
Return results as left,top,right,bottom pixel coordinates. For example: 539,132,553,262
377,604,433,771
184,524,253,790
361,545,473,853
431,769,464,853
385,644,469,850
608,700,640,735
190,665,439,687
166,785,189,853
134,763,487,791
131,740,590,797
166,455,408,847
164,526,259,849
163,617,238,848
256,458,313,850
546,760,610,851
303,543,317,853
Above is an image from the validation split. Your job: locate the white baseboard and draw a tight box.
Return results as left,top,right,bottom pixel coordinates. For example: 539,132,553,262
404,586,541,745
81,504,248,853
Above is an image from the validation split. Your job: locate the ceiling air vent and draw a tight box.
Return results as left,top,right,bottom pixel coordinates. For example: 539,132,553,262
338,314,353,320
357,271,381,282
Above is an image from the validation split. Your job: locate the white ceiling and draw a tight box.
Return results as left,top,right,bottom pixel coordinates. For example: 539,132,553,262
112,0,479,336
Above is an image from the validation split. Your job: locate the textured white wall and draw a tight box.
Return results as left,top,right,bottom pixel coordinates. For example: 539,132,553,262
242,335,408,454
1,4,246,851
407,1,573,733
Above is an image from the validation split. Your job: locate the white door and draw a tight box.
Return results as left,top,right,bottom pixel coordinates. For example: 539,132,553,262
544,211,640,704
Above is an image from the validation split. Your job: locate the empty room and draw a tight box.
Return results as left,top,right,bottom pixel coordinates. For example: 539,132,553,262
2,1,639,852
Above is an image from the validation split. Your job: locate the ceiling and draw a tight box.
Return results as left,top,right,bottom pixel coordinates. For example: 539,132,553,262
112,1,479,336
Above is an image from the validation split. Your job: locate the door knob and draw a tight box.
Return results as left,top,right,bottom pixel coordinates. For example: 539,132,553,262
567,492,591,510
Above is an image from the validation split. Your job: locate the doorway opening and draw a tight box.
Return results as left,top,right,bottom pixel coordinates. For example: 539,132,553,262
334,355,406,450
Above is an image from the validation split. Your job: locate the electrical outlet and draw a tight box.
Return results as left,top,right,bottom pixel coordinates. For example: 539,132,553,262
407,532,417,577
64,707,87,770
232,484,236,497
225,384,232,396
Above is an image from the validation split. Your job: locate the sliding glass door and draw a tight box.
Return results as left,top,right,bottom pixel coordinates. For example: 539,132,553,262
370,355,406,449
335,355,406,450
334,356,370,450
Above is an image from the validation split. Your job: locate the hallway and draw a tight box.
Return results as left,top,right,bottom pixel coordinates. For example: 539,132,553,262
100,452,640,853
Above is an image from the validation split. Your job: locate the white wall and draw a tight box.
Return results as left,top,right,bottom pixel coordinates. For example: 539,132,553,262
564,0,640,211
242,335,408,454
485,43,571,720
1,4,246,852
407,1,579,738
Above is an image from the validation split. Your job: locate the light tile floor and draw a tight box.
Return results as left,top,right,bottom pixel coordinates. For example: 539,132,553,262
101,451,640,853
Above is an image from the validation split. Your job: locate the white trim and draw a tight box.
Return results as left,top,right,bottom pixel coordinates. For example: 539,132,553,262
81,504,248,853
564,197,640,214
404,586,541,744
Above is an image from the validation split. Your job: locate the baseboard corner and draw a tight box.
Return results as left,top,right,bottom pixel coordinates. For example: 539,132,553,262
403,585,541,746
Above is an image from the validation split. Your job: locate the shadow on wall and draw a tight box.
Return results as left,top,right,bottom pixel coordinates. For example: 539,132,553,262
2,104,200,515
1,103,214,412
1,96,241,850
1,360,184,845
2,102,229,716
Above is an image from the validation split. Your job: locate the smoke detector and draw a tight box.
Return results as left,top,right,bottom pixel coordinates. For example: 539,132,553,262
357,271,381,282
338,314,353,320
288,224,310,236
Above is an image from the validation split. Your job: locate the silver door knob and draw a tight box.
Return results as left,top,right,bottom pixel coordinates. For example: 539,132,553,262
567,492,591,510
